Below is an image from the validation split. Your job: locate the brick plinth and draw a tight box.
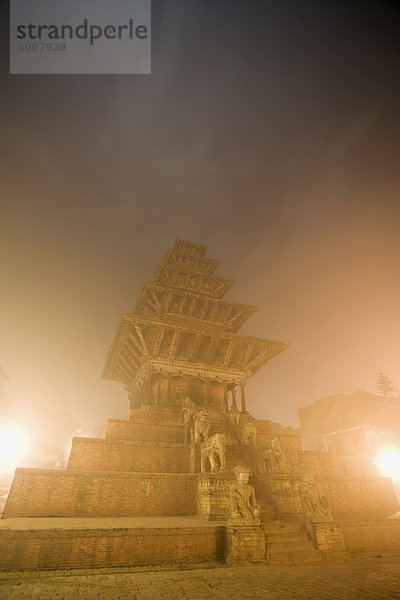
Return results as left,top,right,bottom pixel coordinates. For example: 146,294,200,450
67,438,190,473
124,406,183,424
3,469,197,518
197,471,234,520
0,525,225,570
104,418,186,444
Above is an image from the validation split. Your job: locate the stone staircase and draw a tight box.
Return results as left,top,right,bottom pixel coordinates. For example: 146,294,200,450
263,520,323,563
224,444,257,471
208,410,241,445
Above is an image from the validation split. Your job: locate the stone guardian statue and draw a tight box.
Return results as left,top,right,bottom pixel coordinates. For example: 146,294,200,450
229,464,260,525
299,472,332,521
258,437,285,474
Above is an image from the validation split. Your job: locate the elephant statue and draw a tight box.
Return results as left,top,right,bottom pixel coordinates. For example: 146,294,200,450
200,433,226,472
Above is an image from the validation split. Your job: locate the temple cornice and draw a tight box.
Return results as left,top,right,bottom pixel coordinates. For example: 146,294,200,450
102,314,288,385
132,282,257,333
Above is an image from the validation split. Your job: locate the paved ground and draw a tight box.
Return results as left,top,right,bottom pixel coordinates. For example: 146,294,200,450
1,556,400,600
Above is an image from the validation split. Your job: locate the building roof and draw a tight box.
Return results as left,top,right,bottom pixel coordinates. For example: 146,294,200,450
299,390,400,434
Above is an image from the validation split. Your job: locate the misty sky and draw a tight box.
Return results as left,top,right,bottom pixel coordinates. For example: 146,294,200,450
1,0,400,433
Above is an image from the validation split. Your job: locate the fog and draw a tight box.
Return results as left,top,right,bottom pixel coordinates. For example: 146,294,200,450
1,0,400,433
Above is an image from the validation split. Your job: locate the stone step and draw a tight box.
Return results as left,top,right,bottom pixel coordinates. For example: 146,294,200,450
263,520,306,534
266,547,322,563
209,424,240,445
266,532,313,544
224,446,257,467
266,537,316,551
263,518,323,563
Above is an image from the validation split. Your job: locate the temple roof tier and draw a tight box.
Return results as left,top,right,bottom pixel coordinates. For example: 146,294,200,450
103,239,288,404
102,314,288,386
171,238,208,258
162,247,220,276
133,282,257,333
151,264,234,299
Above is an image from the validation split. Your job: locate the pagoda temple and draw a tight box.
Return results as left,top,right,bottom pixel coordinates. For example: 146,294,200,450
102,238,287,413
1,239,399,571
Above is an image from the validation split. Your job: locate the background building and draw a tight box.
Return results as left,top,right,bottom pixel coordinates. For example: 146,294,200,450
299,390,400,478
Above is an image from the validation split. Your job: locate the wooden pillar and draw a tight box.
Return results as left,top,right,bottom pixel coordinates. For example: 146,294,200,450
167,374,172,405
240,383,247,413
231,384,238,411
151,375,161,405
188,377,193,403
223,382,229,411
142,376,151,406
205,379,210,407
141,382,146,406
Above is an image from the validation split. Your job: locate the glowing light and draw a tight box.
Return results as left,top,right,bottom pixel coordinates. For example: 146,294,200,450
0,424,31,473
375,447,400,480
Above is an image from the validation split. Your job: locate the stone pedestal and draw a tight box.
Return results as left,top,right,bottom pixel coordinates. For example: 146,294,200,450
228,515,260,527
307,520,348,558
190,442,201,474
225,526,266,564
197,471,234,520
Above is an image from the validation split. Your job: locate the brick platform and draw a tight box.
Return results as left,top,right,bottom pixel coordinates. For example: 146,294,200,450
0,516,225,571
1,515,400,571
3,470,197,518
104,418,186,444
67,438,191,473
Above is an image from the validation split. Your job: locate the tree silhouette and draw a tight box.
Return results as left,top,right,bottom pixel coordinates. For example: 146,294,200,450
376,372,394,398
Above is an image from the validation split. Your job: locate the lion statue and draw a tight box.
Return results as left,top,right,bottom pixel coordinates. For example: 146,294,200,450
193,409,211,443
200,433,226,472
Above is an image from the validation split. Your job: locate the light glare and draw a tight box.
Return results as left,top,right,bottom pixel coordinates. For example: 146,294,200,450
0,424,31,472
375,447,400,480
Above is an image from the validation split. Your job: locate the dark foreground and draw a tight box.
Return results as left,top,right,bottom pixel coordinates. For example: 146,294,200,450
1,556,400,600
